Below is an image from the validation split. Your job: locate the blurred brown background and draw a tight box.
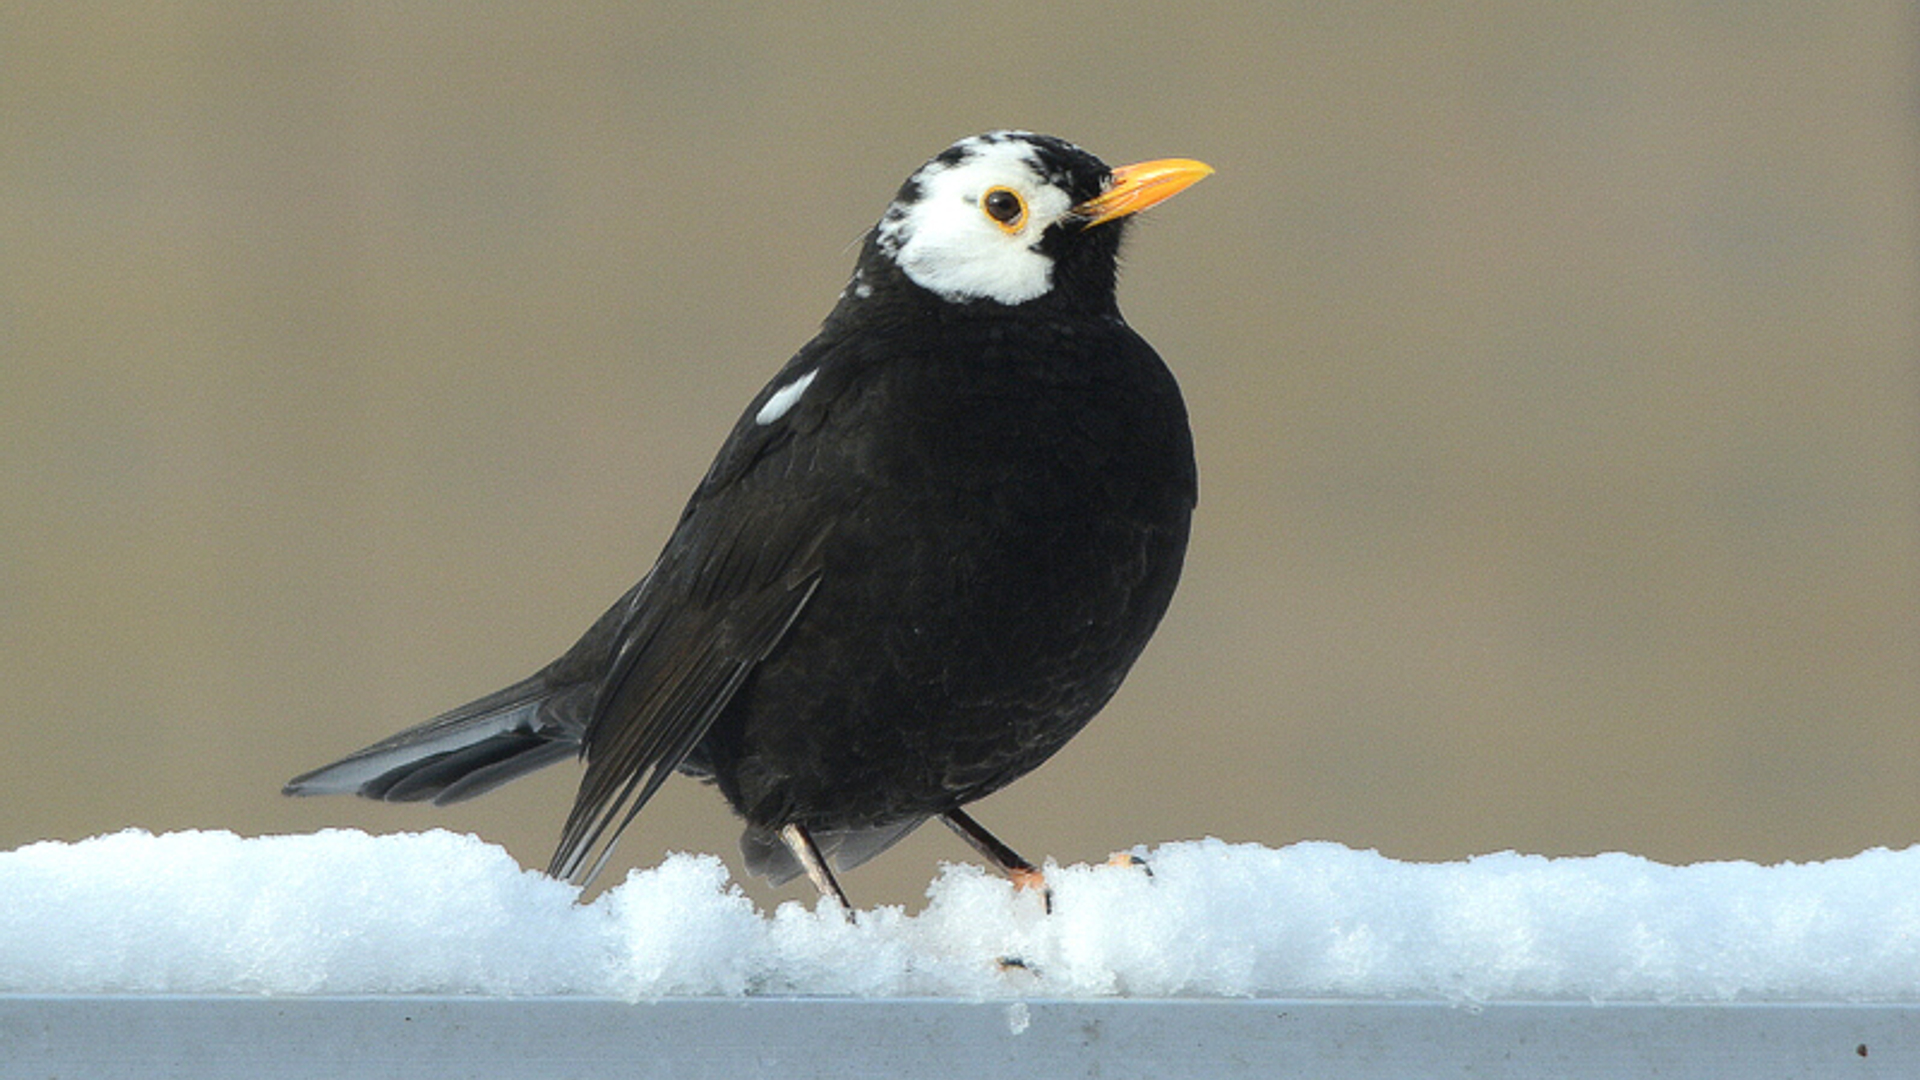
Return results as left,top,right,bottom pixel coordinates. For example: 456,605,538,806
4,5,1915,910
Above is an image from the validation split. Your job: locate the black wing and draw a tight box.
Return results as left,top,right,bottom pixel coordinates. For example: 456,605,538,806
546,339,858,885
288,330,865,888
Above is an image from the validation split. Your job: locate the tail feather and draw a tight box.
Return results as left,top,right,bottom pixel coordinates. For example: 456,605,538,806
283,675,582,805
429,738,578,804
366,729,576,804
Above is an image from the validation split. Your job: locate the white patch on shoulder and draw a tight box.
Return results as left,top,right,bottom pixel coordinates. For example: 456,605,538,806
755,369,817,426
874,134,1077,305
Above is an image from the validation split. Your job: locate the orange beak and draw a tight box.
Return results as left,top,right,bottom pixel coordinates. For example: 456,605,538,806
1073,157,1215,228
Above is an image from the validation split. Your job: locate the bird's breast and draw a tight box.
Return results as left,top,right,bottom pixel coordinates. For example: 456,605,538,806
701,319,1196,828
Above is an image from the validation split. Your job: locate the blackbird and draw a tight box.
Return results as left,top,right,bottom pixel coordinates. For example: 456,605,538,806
285,131,1211,906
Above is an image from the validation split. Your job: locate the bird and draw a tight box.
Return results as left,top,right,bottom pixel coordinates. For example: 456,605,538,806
284,131,1211,907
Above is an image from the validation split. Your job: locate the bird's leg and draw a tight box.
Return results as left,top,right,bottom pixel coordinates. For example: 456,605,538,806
941,808,1047,896
779,823,853,912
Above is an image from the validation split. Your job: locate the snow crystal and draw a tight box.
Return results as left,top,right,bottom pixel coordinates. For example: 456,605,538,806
2,829,1916,1001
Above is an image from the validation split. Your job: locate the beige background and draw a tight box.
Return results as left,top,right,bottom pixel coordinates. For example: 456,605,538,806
4,6,1915,910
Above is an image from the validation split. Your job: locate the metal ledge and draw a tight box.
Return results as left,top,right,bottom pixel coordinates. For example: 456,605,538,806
2,996,1914,1079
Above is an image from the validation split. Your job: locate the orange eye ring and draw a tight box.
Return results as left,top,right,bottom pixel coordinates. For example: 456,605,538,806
980,186,1028,233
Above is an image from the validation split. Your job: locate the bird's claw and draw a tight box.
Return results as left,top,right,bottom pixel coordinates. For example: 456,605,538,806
1008,864,1055,913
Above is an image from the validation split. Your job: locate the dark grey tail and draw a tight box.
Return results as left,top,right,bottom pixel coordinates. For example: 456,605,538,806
284,675,585,806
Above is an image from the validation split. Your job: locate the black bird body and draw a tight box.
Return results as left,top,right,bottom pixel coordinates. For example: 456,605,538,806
690,303,1194,854
286,132,1209,898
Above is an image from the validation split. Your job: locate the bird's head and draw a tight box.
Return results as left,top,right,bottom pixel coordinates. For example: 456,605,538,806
845,131,1211,315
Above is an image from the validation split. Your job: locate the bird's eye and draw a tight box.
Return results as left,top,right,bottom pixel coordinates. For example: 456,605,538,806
980,187,1028,233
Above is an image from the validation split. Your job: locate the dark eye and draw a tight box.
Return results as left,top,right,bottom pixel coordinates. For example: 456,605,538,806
980,186,1028,232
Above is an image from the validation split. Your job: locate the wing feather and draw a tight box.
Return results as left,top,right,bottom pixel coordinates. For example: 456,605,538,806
546,452,838,885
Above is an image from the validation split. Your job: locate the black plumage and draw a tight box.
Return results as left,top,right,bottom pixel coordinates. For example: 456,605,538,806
285,132,1211,904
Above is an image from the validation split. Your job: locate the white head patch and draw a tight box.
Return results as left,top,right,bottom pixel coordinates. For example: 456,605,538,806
874,133,1079,305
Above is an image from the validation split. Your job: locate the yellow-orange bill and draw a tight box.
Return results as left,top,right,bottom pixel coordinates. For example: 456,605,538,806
1074,158,1215,227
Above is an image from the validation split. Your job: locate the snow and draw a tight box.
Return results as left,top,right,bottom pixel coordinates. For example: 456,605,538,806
2,828,1916,1001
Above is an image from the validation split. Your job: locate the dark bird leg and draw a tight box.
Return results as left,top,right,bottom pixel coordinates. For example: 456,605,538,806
779,823,852,911
941,808,1047,895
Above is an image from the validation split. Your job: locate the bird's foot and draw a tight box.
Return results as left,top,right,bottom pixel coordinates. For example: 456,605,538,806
1008,863,1049,893
1007,864,1054,914
939,808,1053,913
995,954,1042,979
